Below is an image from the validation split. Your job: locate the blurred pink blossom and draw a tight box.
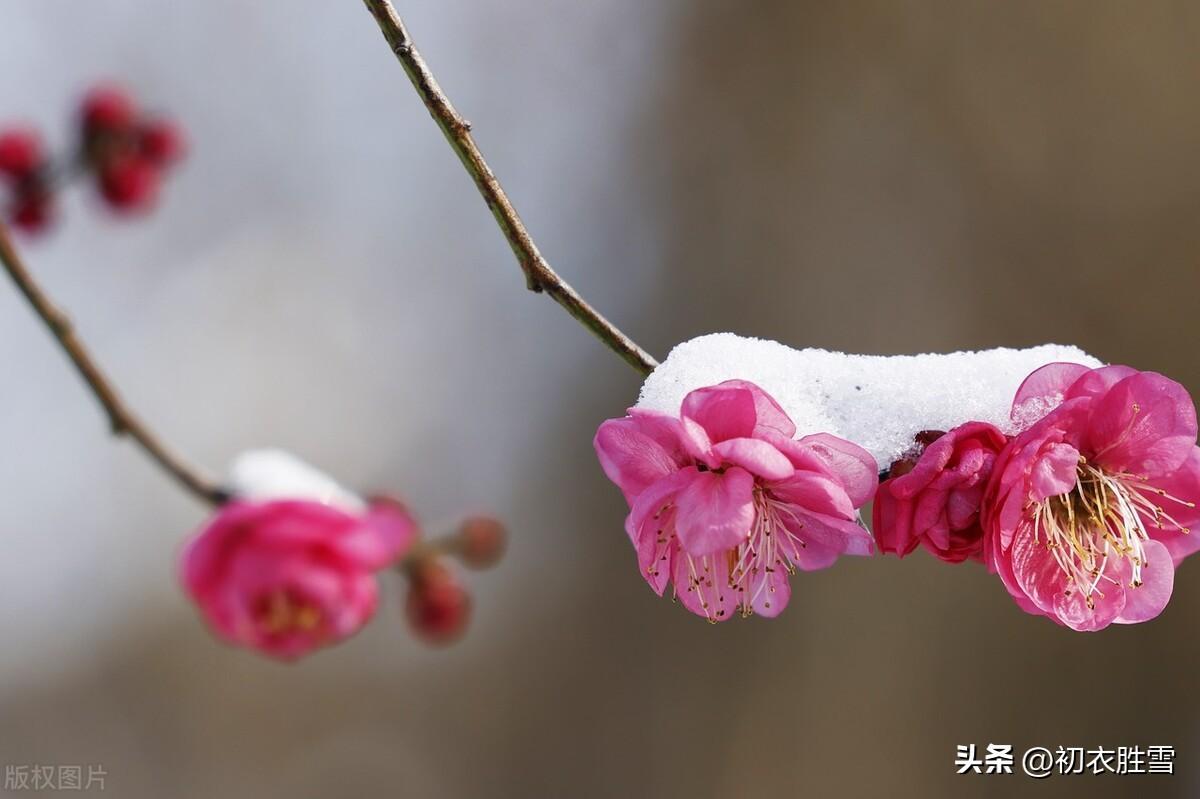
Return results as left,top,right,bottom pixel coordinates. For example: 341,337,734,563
180,498,415,660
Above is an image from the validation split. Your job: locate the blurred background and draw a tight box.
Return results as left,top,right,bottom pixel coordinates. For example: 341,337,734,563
2,1,1199,796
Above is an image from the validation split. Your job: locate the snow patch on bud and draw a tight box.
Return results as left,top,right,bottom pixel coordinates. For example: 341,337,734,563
227,448,365,512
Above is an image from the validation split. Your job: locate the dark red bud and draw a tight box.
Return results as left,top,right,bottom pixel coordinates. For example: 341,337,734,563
0,128,44,179
405,560,471,645
138,119,185,166
455,515,507,569
98,156,160,212
81,84,137,135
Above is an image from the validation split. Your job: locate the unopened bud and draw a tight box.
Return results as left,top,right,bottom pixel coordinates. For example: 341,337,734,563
405,560,471,645
455,515,507,569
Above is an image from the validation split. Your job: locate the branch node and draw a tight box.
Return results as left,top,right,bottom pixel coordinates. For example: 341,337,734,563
46,309,72,336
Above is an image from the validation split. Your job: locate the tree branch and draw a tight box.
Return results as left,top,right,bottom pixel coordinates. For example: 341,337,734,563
360,0,659,377
0,221,227,505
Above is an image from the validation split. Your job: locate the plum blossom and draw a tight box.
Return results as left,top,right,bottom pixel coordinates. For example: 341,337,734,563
595,380,877,621
180,451,416,660
983,363,1200,631
874,423,1007,564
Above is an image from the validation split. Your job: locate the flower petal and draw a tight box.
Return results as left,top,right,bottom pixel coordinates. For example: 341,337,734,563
1115,540,1174,624
595,417,685,504
711,437,794,481
871,482,919,557
784,508,874,557
796,433,878,508
1011,362,1093,428
1145,446,1200,566
1065,364,1139,401
680,383,757,443
1089,371,1198,477
1030,442,1080,501
672,549,739,621
717,379,797,438
748,564,791,618
770,471,855,520
673,466,755,556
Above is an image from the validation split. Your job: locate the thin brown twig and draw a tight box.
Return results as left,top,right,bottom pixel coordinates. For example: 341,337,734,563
0,221,227,505
360,0,659,377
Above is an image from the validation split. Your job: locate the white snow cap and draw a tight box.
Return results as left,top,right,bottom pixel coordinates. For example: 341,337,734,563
635,333,1103,467
226,448,366,513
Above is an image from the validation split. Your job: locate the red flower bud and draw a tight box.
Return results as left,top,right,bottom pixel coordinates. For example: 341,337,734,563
455,515,507,569
0,128,44,180
405,560,471,645
138,119,185,167
98,156,160,212
81,84,137,135
10,190,54,233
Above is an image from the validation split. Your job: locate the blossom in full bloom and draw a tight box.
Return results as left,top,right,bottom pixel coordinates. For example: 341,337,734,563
983,363,1200,631
180,451,416,660
594,380,877,621
874,423,1007,563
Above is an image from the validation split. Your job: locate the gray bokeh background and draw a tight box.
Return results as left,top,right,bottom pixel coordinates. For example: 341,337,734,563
2,2,1199,797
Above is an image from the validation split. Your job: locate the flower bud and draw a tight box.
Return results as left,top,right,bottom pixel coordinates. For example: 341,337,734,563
455,515,507,569
405,560,471,645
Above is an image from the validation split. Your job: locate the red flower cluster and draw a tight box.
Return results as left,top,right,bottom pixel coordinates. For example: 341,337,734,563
0,127,53,231
80,84,185,213
0,83,185,233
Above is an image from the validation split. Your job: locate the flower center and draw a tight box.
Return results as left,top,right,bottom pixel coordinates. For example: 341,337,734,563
254,589,324,636
674,488,807,622
1035,459,1192,608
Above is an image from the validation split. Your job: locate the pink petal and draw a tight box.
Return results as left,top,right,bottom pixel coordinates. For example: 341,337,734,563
595,418,688,504
871,482,919,557
672,549,740,621
748,565,791,617
1030,442,1080,501
796,433,879,508
627,408,689,461
1065,365,1139,401
1011,362,1093,425
945,484,984,530
1010,525,1124,631
673,466,755,556
636,526,677,596
711,437,794,481
1007,525,1071,617
785,508,874,557
790,539,843,571
679,416,719,468
680,383,757,443
1115,540,1174,624
342,501,418,569
1145,446,1200,566
770,471,855,519
912,488,952,549
1089,372,1198,477
624,468,694,548
716,379,797,438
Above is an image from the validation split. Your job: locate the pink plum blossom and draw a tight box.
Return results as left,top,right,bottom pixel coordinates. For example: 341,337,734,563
874,423,1007,564
595,380,877,621
982,363,1200,631
181,498,416,660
